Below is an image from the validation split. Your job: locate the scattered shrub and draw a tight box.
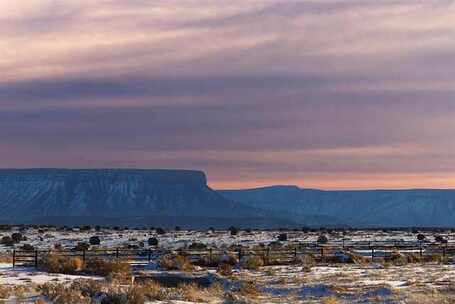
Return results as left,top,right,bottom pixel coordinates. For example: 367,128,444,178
406,253,422,263
389,251,407,266
127,286,146,304
139,281,167,301
1,236,14,246
11,233,23,243
317,235,329,244
293,254,316,271
229,226,239,236
188,242,207,250
159,254,194,272
148,237,159,247
217,263,233,276
85,258,130,278
277,233,287,242
74,242,90,251
434,235,445,243
39,254,83,274
39,284,90,304
240,255,264,270
178,283,205,302
237,281,260,297
89,236,101,245
21,243,35,251
101,293,128,304
220,253,238,266
156,228,166,235
417,234,426,241
71,257,84,271
322,296,341,304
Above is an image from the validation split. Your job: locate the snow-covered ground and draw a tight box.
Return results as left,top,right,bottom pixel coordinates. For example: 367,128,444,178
0,228,454,303
1,227,452,252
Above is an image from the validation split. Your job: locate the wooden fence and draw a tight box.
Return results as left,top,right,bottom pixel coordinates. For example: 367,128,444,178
11,241,455,268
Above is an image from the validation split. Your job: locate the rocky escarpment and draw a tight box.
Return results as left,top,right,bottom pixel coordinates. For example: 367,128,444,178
0,169,292,227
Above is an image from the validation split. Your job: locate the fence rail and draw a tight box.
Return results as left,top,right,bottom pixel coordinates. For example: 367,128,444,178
10,241,455,268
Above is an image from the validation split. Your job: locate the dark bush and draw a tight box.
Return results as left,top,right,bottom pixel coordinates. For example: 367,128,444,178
417,234,426,241
89,236,101,245
148,237,159,247
175,226,181,231
74,242,90,251
317,235,328,244
277,233,287,242
434,235,445,243
156,228,166,235
188,242,207,250
1,236,13,246
21,243,35,251
229,226,239,236
101,294,128,304
11,232,23,243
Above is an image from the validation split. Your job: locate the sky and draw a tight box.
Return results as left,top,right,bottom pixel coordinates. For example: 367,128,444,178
1,0,454,189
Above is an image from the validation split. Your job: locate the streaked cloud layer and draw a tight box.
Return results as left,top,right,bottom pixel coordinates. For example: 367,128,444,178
1,0,454,189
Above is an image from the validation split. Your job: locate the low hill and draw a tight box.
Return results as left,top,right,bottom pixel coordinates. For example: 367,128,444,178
218,186,455,227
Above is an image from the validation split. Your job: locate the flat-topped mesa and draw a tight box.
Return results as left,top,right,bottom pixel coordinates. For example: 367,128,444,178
0,169,207,185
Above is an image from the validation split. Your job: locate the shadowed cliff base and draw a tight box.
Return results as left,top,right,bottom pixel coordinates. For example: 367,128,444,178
7,216,296,229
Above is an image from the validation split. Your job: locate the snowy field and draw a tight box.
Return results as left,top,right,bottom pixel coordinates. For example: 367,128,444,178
0,227,454,303
1,227,454,252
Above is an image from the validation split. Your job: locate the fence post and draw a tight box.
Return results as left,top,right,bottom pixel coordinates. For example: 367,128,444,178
294,247,297,258
12,250,15,268
34,250,38,269
82,250,86,262
238,248,242,262
320,246,324,262
116,248,119,260
419,243,423,257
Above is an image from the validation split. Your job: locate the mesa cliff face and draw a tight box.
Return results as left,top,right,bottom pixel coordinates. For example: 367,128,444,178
0,169,268,224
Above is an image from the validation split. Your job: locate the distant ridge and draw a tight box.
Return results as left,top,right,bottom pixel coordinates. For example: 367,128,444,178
0,169,296,228
218,185,455,227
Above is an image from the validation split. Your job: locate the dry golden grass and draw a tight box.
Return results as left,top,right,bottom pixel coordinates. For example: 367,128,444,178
321,296,341,304
39,254,86,274
70,257,83,271
38,283,91,304
159,254,194,272
85,258,130,278
178,283,205,302
217,262,233,276
137,281,168,301
240,255,264,270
